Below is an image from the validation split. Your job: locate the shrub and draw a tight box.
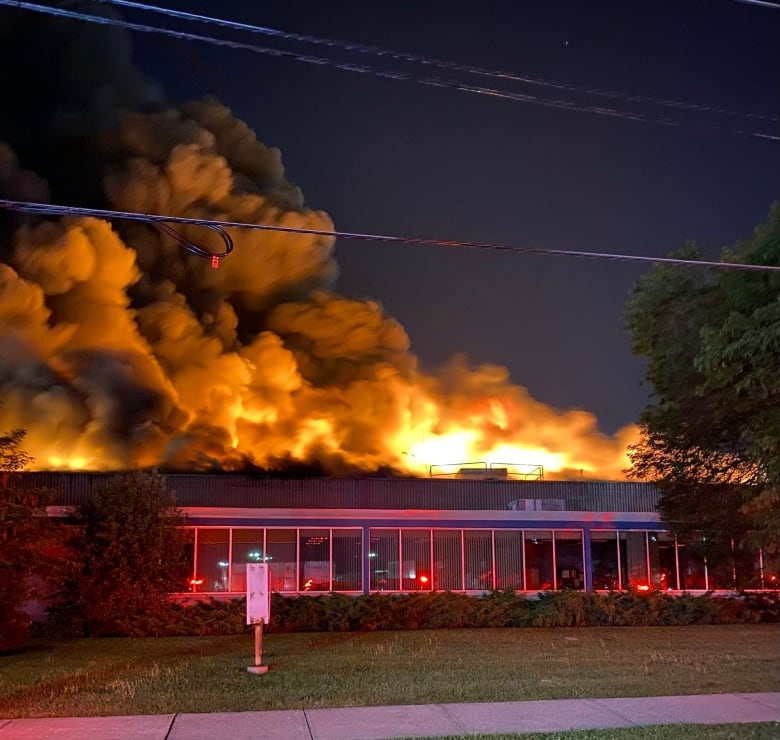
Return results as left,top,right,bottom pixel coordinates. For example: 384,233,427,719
0,483,63,653
742,592,780,622
421,591,478,628
36,589,780,638
529,590,610,627
58,472,192,636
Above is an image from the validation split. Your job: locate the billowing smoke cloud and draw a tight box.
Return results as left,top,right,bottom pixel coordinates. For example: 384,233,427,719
0,9,637,478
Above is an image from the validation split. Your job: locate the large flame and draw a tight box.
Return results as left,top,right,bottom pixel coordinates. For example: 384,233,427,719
0,99,637,479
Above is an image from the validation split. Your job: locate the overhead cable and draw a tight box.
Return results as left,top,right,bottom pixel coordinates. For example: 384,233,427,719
94,0,777,124
734,0,780,9
4,1,777,140
1,199,233,266
2,199,778,273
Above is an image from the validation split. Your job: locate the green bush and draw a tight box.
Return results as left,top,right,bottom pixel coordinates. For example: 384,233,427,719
0,482,63,653
529,590,610,627
36,589,780,638
742,592,780,622
58,472,192,637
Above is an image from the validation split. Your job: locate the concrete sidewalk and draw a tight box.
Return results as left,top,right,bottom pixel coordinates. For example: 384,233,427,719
1,693,778,739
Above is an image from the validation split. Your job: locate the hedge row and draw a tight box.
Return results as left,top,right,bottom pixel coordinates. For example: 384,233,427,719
35,589,780,638
270,589,780,632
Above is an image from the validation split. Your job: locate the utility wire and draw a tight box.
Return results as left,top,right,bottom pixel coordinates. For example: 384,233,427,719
1,198,233,264
94,0,778,124
2,199,778,274
4,1,778,140
734,0,780,9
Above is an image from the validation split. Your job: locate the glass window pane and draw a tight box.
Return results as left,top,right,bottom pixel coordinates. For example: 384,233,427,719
734,542,763,590
267,528,297,592
762,550,779,591
555,531,584,590
619,532,649,589
524,531,553,590
648,532,677,590
196,529,229,593
677,540,707,590
183,528,196,591
300,528,330,592
707,557,736,590
370,528,399,591
590,531,619,591
332,529,362,592
494,530,523,590
402,529,432,590
433,529,463,590
464,530,493,590
231,529,265,592
707,537,762,590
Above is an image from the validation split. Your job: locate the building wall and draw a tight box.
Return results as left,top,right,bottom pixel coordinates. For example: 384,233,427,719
26,474,774,594
23,472,661,511
182,509,768,595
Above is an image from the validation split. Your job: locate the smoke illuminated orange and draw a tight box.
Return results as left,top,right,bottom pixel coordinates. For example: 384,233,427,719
0,105,638,480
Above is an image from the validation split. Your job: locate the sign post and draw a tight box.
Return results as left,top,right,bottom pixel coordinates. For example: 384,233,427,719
246,563,271,674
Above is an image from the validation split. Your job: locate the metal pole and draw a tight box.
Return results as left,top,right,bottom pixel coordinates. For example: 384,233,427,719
254,621,264,666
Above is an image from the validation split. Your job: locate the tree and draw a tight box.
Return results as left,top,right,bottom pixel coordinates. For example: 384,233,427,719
0,428,32,484
0,429,59,653
625,204,780,585
67,471,191,635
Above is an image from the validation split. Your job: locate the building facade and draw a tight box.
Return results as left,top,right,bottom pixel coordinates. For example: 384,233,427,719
31,473,775,595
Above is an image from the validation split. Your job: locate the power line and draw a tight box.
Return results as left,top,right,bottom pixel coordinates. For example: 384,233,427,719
2,199,778,274
734,0,780,9
1,199,233,264
4,1,777,140
93,0,778,124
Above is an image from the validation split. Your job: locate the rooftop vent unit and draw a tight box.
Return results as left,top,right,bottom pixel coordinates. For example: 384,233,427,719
508,498,566,511
457,467,508,480
429,462,544,480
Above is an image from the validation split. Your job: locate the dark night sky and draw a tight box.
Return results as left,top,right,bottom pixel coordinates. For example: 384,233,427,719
126,0,779,435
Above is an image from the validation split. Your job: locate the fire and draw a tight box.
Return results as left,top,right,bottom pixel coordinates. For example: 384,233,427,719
390,392,635,479
0,101,639,480
47,455,89,471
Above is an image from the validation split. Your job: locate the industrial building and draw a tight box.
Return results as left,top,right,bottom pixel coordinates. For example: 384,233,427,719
28,471,775,595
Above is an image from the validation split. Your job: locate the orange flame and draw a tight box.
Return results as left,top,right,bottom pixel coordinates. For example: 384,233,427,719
0,105,639,479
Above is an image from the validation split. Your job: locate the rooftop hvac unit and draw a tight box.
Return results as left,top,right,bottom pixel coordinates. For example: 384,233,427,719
507,498,565,511
429,462,543,480
457,467,508,480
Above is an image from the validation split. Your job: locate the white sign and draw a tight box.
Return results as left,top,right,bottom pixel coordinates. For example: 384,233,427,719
246,563,271,625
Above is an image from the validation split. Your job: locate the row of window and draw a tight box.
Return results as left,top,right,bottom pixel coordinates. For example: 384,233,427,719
187,527,777,594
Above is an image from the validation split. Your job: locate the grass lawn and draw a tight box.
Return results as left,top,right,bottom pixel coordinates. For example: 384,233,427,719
1,625,778,718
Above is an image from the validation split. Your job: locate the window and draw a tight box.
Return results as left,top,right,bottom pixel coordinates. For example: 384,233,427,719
300,528,330,591
554,531,584,590
195,529,229,592
677,542,707,590
266,529,297,592
648,532,677,590
464,530,493,591
619,532,649,589
590,531,619,591
433,529,463,590
231,529,265,592
525,531,554,590
402,529,432,590
494,530,523,590
332,529,362,591
733,542,764,590
370,529,399,591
